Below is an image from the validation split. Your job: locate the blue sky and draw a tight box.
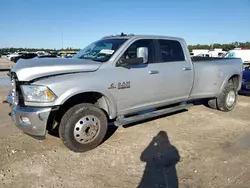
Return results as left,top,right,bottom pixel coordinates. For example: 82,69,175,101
0,0,249,49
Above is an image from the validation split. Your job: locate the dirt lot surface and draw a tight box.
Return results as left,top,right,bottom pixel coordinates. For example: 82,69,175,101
0,56,250,187
0,57,14,71
0,85,249,188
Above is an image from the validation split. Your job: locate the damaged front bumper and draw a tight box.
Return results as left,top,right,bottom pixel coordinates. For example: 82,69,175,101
8,94,51,139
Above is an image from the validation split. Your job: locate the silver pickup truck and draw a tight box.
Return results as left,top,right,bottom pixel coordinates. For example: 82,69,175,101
7,34,243,152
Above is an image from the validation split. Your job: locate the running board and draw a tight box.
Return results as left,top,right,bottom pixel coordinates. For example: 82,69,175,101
114,103,193,127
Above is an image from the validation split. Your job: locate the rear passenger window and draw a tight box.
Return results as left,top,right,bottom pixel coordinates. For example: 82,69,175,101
158,39,185,62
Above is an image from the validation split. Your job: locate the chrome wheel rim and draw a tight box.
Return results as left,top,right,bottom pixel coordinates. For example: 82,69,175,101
226,90,236,107
74,115,100,144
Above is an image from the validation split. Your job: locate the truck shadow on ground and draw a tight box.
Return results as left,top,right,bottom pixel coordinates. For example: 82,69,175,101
138,131,180,188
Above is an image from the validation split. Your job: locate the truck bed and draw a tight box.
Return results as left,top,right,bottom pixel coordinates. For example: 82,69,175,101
189,57,243,100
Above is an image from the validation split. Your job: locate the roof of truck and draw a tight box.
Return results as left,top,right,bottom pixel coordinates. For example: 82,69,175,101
102,33,184,41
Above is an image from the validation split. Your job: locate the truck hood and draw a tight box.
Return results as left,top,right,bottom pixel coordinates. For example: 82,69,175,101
11,58,102,81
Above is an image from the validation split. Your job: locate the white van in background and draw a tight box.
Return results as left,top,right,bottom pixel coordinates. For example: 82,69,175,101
192,48,227,57
224,48,250,63
209,50,227,57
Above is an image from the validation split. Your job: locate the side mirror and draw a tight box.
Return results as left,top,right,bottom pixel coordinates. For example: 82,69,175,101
117,47,148,67
137,47,148,63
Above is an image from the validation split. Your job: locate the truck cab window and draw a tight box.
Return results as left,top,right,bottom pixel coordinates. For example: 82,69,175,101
120,39,154,63
158,39,185,62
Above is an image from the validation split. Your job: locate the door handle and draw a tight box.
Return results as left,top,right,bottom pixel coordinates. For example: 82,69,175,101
183,67,192,71
149,70,159,74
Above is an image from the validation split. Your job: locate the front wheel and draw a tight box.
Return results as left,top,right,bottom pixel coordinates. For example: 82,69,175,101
59,103,108,152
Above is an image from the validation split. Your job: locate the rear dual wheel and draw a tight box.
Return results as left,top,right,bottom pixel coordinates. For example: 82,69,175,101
207,80,237,111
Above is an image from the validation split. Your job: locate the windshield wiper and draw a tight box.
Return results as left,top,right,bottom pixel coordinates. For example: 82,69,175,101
77,55,109,62
91,58,106,62
76,56,105,62
79,56,93,60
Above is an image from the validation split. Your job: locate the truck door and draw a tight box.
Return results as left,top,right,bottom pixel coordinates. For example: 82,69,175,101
154,39,194,104
113,39,164,115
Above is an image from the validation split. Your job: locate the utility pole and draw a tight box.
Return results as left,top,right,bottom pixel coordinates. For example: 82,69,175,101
61,31,64,50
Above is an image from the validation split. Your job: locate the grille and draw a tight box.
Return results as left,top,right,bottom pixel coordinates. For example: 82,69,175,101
11,75,19,105
10,72,24,106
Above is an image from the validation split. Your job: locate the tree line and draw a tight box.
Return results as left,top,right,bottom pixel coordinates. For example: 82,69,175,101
0,47,81,54
188,41,250,51
0,41,250,54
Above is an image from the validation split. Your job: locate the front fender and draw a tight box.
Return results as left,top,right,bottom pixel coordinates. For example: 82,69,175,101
54,87,117,119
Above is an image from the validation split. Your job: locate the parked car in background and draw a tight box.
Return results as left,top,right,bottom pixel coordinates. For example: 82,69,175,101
239,64,250,95
35,54,59,58
7,52,28,60
62,53,77,58
7,33,243,152
35,51,46,55
11,53,38,63
197,53,210,57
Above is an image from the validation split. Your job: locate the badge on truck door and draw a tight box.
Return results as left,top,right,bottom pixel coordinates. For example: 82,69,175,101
118,81,130,89
108,81,130,90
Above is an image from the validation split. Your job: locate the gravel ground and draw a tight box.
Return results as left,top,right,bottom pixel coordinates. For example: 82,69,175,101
0,57,14,71
1,57,250,187
0,83,250,188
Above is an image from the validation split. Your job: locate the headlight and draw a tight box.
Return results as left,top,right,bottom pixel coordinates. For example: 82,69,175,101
21,85,57,103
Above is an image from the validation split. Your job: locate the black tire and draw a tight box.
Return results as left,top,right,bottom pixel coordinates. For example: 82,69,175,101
216,81,237,112
59,103,108,152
